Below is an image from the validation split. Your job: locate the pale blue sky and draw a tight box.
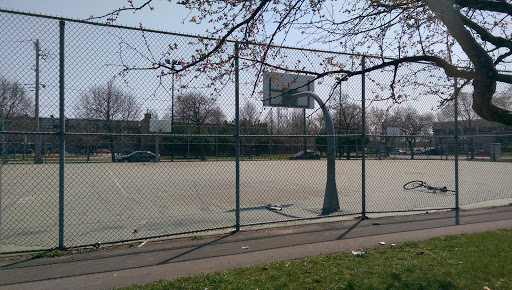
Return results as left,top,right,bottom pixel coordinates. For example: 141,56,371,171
0,0,202,34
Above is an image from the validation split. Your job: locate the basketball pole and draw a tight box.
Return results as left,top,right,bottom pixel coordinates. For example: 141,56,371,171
454,77,460,225
361,56,367,220
292,92,340,215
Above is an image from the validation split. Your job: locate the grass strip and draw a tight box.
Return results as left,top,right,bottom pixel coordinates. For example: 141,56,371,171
123,228,512,289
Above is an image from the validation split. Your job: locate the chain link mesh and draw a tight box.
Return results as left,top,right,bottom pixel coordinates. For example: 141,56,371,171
1,10,511,252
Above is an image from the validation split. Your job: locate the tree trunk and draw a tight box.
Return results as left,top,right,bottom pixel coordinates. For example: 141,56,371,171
425,0,512,125
197,126,206,161
407,138,414,160
109,137,116,162
468,120,475,159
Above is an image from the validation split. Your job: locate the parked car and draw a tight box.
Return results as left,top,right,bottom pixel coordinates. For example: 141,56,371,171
67,148,84,155
390,149,407,155
289,149,320,160
425,148,442,155
474,149,491,157
96,148,111,154
117,151,158,162
408,148,423,154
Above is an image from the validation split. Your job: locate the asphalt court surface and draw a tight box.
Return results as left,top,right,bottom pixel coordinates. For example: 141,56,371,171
2,159,512,251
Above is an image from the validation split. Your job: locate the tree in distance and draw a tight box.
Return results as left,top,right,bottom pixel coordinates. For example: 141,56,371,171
170,92,225,161
0,75,33,120
386,107,434,159
0,76,34,160
438,87,512,158
75,80,141,162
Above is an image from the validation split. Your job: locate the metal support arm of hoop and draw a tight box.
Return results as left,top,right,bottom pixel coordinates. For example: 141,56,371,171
291,91,340,215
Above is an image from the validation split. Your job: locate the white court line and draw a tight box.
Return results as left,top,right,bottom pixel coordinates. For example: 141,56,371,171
53,167,125,228
106,167,127,196
194,184,211,213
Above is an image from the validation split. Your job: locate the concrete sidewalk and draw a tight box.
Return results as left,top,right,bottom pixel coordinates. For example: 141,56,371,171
1,207,512,289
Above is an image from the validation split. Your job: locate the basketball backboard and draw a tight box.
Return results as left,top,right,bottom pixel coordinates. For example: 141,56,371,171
263,71,315,109
150,119,172,133
386,127,401,136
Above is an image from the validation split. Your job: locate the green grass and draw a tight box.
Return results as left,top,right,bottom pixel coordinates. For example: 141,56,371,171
28,246,102,260
123,228,512,289
30,249,64,259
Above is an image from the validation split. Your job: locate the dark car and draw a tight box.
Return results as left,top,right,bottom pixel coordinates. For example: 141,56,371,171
425,148,442,155
289,149,320,160
117,151,158,162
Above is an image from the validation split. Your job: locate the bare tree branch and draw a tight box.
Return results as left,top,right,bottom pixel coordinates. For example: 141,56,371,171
88,0,154,22
457,12,512,51
160,0,271,74
455,0,512,15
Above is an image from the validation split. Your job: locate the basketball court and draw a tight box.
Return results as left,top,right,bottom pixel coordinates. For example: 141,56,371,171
2,159,511,251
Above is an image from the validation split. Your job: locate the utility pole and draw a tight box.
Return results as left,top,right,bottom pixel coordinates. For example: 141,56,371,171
165,58,178,162
269,108,273,160
303,108,307,159
335,76,345,160
34,39,42,164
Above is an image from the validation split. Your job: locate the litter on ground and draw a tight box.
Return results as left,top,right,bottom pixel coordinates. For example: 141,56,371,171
266,204,282,210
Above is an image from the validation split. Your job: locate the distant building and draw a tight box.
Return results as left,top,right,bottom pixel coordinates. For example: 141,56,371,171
433,119,512,153
1,114,150,155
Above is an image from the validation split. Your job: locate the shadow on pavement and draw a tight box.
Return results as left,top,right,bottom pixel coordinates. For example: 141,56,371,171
1,207,511,287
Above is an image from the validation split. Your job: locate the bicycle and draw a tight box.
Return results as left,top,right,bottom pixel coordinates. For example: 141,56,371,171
403,180,455,194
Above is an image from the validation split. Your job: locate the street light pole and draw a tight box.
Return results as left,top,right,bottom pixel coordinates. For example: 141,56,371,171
34,39,42,164
166,59,178,162
171,69,175,132
335,76,346,160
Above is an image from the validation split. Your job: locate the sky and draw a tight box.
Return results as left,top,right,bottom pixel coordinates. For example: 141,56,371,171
0,0,203,34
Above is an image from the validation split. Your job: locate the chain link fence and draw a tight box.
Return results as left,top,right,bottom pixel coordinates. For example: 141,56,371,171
1,10,511,253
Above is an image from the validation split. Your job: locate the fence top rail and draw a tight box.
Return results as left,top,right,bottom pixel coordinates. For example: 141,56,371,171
4,130,512,138
5,8,512,72
0,8,393,60
4,8,512,74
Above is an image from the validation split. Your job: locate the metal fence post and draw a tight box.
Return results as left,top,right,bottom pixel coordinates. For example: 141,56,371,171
58,20,66,249
0,163,2,254
361,56,367,219
454,77,459,225
234,42,240,231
